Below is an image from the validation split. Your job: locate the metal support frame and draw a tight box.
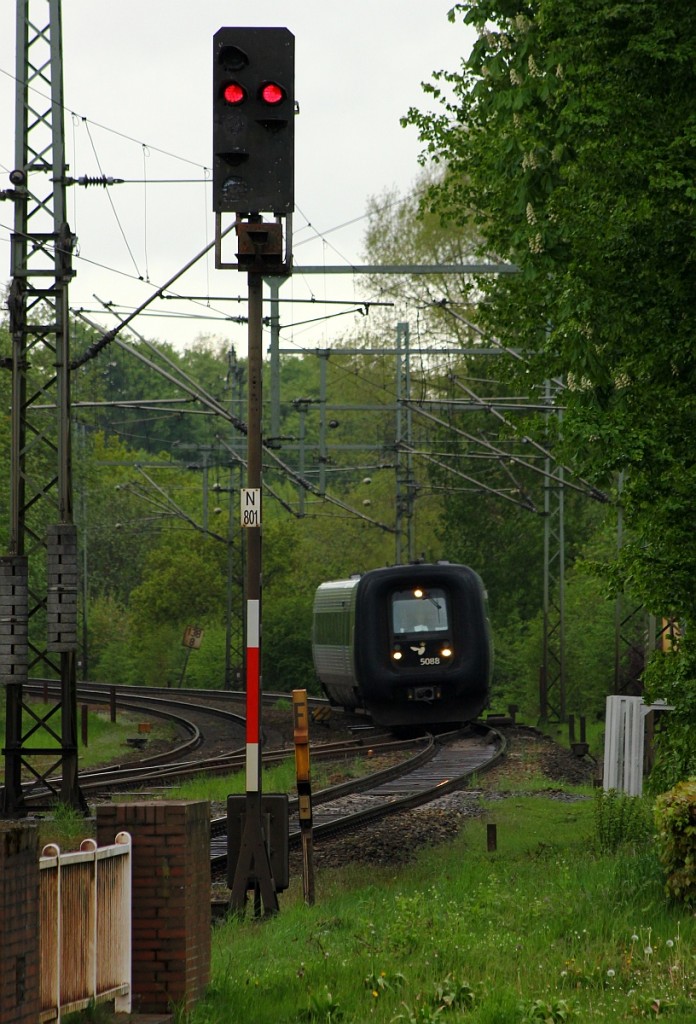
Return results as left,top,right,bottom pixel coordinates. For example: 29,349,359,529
2,0,86,815
395,322,415,563
540,383,566,722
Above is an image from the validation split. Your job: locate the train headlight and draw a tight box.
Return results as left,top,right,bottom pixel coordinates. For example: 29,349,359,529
392,649,403,661
440,645,452,658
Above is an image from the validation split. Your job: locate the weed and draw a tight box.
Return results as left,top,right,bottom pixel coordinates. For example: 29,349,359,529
300,986,343,1022
592,788,653,853
364,969,406,999
392,1001,443,1024
61,999,111,1024
522,997,577,1022
40,802,90,851
432,975,476,1011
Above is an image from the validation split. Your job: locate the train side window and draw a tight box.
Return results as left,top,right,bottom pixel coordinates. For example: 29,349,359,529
391,587,449,633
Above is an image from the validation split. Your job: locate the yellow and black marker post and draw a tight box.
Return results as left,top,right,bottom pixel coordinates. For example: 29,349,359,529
292,689,315,905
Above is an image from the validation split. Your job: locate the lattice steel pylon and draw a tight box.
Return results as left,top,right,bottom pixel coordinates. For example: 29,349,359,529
1,0,85,815
394,322,416,564
540,384,566,723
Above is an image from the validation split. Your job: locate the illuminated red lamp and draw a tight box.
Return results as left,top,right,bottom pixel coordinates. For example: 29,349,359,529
223,81,245,105
261,81,285,105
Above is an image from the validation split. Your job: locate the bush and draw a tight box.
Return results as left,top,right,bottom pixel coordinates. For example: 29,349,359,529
592,789,653,854
654,779,696,907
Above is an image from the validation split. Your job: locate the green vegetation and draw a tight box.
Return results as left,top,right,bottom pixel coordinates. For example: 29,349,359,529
38,803,92,854
402,0,696,788
654,781,696,909
2,4,694,796
169,754,394,805
188,784,694,1023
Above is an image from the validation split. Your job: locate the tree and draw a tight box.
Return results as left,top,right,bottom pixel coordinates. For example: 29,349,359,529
404,0,696,784
406,0,696,607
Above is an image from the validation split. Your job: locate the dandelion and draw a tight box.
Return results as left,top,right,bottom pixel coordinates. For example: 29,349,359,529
666,939,674,948
631,935,639,943
607,969,615,978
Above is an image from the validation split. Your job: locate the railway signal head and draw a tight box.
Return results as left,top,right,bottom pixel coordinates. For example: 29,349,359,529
213,27,295,216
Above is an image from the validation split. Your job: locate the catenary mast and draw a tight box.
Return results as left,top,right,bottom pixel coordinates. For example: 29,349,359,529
2,0,85,814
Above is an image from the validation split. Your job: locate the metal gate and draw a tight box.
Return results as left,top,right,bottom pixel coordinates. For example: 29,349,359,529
39,832,132,1021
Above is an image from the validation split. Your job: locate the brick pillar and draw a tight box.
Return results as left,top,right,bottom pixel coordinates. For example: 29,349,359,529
96,801,211,1015
0,822,40,1024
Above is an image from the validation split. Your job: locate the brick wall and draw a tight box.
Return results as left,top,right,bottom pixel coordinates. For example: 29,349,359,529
96,801,211,1015
0,822,40,1024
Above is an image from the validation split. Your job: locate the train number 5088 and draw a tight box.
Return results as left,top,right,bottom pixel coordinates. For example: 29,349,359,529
419,656,441,666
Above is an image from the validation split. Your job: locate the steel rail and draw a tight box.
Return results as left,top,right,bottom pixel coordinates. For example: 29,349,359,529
210,726,505,868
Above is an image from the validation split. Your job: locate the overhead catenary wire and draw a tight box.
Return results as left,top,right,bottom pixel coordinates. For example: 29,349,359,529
75,303,398,534
69,221,236,370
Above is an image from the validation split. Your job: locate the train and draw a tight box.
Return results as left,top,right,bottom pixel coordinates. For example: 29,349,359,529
311,561,492,731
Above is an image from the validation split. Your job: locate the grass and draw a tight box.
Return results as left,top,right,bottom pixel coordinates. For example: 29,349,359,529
186,785,694,1024
38,802,93,852
0,700,176,770
23,710,693,1021
169,755,380,804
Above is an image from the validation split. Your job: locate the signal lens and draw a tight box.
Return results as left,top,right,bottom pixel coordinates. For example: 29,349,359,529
223,82,245,105
261,81,285,105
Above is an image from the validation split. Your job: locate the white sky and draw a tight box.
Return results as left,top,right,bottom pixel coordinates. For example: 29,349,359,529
1,1,475,356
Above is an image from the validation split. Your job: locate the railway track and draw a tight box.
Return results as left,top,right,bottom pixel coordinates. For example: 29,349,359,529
22,682,506,879
210,724,505,870
21,679,388,802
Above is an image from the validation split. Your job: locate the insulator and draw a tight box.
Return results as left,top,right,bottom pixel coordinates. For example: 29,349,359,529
77,175,123,187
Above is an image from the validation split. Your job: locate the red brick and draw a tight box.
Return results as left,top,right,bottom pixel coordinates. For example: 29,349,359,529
97,801,211,1015
0,822,41,1024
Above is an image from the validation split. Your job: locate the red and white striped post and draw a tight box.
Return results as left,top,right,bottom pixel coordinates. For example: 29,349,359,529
229,272,279,915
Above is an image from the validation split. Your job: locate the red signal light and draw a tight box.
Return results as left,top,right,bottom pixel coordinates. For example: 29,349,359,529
261,81,285,105
223,82,245,105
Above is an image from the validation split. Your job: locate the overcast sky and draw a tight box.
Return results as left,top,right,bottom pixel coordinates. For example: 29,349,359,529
1,2,475,355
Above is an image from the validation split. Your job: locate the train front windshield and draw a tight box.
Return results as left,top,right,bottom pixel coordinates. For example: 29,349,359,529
391,587,449,634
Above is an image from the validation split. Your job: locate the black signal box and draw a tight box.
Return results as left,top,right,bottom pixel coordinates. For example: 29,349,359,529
213,27,295,215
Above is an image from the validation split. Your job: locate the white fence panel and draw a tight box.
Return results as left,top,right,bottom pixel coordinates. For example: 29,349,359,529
39,831,131,1022
603,696,673,796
